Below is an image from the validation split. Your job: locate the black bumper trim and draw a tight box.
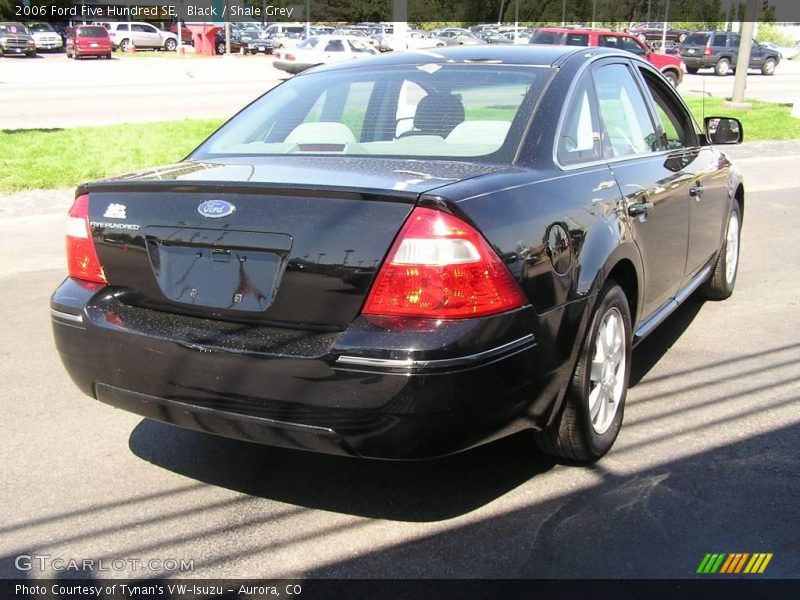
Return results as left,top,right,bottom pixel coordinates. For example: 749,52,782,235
95,383,357,457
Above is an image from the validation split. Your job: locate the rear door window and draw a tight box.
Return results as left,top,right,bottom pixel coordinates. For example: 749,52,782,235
593,63,659,158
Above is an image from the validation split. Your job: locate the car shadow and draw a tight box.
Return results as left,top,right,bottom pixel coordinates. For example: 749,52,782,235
630,296,705,386
128,299,707,522
129,423,555,522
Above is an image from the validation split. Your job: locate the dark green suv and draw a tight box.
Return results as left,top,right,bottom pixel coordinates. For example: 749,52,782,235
679,31,780,76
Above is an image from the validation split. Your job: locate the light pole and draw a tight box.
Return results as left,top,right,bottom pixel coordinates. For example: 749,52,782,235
729,0,759,109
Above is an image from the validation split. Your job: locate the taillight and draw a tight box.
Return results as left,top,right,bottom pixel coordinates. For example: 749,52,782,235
704,47,712,55
66,194,106,283
286,53,295,60
363,207,527,319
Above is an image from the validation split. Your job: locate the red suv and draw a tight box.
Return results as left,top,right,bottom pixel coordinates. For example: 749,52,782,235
66,25,112,60
530,27,686,87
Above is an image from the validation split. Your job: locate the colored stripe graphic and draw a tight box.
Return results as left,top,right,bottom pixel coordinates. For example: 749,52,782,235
700,552,773,574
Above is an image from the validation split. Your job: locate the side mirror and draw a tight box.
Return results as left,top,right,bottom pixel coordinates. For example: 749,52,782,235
704,116,743,145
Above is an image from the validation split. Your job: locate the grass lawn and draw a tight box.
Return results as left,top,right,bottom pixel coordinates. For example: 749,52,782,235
682,96,800,141
1,96,799,193
0,119,223,192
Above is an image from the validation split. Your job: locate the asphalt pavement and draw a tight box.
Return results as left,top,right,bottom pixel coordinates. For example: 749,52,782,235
0,146,798,580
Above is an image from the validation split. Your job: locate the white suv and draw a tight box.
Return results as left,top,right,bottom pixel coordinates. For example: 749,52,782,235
101,22,178,52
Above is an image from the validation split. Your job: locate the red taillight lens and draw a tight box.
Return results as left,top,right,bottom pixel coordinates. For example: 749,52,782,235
363,207,527,319
66,194,106,283
286,53,295,60
704,47,712,55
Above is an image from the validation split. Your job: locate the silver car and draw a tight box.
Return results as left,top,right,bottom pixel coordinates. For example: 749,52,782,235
102,22,178,52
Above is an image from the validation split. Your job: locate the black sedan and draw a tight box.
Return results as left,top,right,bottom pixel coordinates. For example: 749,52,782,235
51,46,744,462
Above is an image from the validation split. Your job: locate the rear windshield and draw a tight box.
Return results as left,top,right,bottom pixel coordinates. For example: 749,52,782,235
193,64,553,162
79,26,108,38
683,33,710,46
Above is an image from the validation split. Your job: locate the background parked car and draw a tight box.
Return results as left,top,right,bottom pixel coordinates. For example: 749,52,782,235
214,27,245,55
102,22,178,52
678,31,781,76
628,22,689,50
65,25,112,60
374,29,440,51
0,22,37,57
274,35,379,75
26,21,63,52
237,22,272,54
531,27,686,86
263,23,307,50
435,28,487,46
760,41,798,61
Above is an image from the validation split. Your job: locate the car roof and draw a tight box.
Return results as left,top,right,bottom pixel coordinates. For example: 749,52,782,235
307,44,614,75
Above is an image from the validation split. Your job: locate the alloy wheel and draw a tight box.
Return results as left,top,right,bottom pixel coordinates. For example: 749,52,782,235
588,307,627,435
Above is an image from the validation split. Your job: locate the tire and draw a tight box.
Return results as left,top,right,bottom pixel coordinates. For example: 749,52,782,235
761,57,776,76
534,281,632,462
105,53,112,60
119,38,130,52
216,41,226,55
663,69,679,87
698,200,742,300
686,66,699,74
715,57,731,76
164,38,177,52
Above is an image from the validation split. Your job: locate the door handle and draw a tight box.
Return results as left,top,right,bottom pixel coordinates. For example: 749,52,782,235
690,184,705,198
628,201,653,217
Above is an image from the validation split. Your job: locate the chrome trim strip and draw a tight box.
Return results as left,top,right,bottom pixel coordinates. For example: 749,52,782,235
50,309,83,324
634,266,711,341
336,334,536,371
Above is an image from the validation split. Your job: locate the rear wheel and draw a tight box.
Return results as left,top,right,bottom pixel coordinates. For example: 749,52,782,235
119,38,130,52
663,69,679,87
715,57,731,76
761,57,776,75
164,38,177,52
216,41,225,55
534,282,632,462
105,53,112,60
698,200,741,300
686,66,699,74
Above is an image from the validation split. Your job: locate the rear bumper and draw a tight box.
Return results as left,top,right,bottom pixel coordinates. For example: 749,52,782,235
681,56,714,69
274,60,314,75
75,47,111,56
52,278,577,459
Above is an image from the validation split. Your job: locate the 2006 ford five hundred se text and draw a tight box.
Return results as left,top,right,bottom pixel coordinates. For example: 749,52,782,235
51,46,744,462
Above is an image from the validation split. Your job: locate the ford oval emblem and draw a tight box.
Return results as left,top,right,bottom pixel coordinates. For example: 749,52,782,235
197,200,236,219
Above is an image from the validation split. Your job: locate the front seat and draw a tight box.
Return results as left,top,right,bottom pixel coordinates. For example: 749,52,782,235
402,92,465,138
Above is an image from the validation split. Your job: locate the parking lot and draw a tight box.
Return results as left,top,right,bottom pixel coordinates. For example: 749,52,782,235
1,49,799,581
3,51,800,130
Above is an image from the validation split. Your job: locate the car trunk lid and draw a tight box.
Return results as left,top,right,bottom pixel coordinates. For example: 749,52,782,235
82,157,504,330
